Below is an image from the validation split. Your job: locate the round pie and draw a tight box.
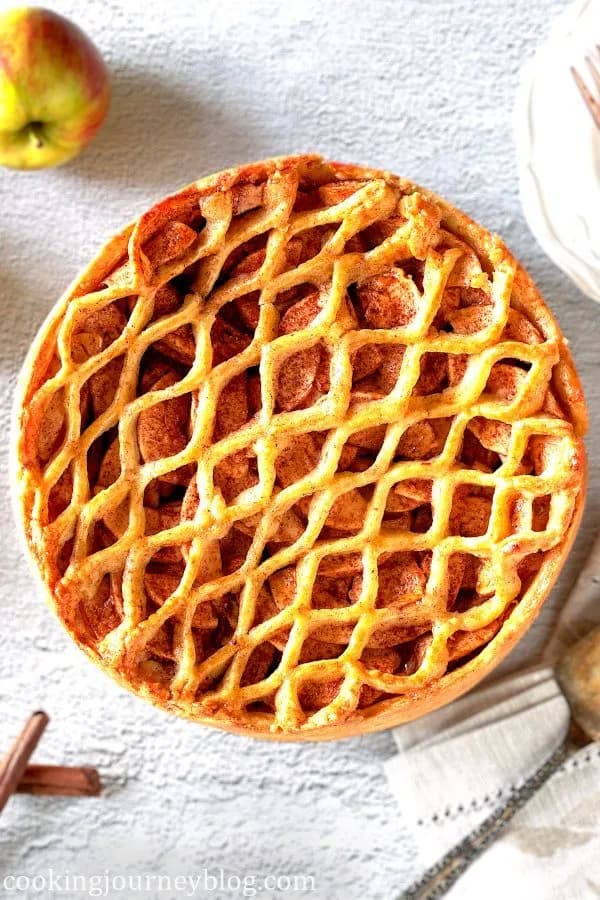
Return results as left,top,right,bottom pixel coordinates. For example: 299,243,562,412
14,155,587,739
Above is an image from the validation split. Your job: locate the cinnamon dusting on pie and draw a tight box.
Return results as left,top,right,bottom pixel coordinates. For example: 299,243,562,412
14,155,587,738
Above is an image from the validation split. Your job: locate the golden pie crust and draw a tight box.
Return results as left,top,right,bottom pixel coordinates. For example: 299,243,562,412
14,155,587,739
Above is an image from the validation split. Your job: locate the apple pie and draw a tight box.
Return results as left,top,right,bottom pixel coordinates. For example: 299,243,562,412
14,155,587,739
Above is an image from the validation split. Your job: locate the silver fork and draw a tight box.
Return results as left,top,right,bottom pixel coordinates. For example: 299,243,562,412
571,46,600,128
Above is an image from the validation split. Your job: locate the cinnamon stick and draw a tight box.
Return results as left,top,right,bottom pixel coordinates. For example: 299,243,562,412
16,764,102,797
0,711,49,813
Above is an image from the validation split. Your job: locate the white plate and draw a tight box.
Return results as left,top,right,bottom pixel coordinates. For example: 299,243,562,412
515,0,600,301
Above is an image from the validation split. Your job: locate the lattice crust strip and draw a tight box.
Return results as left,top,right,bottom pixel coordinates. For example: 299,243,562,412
15,155,587,736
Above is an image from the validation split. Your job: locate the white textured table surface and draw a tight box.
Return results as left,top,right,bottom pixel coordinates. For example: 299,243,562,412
0,1,598,897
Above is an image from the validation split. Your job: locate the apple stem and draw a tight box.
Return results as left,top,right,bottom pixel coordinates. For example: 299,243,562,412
29,122,44,149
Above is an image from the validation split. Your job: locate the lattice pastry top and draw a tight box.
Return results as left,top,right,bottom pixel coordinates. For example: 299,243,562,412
14,155,587,739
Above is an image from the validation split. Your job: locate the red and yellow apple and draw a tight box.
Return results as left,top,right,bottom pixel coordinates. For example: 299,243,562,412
0,7,110,170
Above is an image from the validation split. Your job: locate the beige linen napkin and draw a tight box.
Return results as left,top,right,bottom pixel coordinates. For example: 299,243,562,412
384,534,600,899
